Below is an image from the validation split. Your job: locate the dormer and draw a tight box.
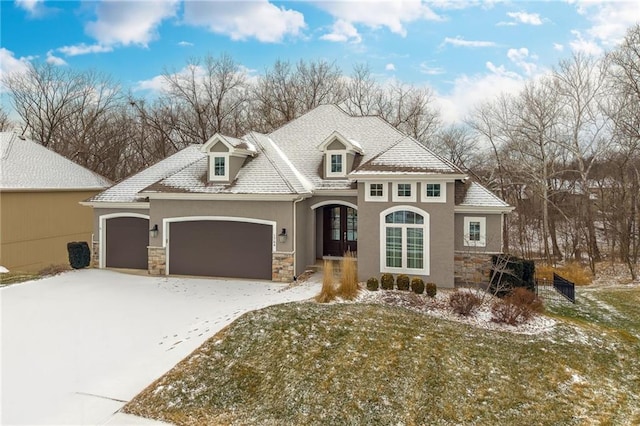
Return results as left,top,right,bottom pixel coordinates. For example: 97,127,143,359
318,131,364,179
201,134,256,182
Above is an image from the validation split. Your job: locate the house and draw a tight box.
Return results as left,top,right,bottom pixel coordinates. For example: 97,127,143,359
82,105,512,287
0,132,110,272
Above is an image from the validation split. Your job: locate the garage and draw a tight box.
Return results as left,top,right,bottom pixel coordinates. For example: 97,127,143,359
168,220,273,280
105,216,149,269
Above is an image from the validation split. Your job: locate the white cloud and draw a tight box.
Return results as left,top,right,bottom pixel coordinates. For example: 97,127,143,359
567,1,640,53
435,70,525,124
568,30,603,56
553,43,564,51
46,50,67,66
58,43,114,56
182,1,305,43
178,41,194,47
321,20,361,43
385,63,396,71
15,0,48,17
443,36,496,48
134,74,168,93
134,63,257,93
506,11,543,25
507,47,538,76
0,49,31,92
419,62,445,75
316,0,442,38
85,0,179,47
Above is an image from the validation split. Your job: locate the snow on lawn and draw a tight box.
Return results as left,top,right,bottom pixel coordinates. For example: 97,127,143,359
0,269,319,425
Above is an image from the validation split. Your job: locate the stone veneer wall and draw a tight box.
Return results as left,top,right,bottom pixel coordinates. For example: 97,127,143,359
454,252,494,286
92,241,100,267
272,252,294,282
148,246,166,275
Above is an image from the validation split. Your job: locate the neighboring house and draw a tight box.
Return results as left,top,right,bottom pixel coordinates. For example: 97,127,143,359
83,105,513,287
0,132,111,272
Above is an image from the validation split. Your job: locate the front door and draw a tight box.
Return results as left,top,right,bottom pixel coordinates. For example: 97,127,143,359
323,205,357,257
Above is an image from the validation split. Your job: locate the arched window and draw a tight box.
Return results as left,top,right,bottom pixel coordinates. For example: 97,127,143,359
380,207,429,274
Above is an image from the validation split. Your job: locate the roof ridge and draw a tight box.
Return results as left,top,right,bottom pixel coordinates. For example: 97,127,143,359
352,135,408,171
246,133,299,194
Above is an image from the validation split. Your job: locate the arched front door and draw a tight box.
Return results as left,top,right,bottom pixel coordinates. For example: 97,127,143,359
323,205,357,257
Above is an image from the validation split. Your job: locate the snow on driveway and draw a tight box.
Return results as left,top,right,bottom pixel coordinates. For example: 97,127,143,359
1,269,320,425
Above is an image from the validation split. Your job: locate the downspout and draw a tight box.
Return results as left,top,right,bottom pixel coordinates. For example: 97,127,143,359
292,196,305,280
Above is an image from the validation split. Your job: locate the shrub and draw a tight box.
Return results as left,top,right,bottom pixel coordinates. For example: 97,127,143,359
396,274,410,291
448,290,482,316
491,288,544,325
315,260,337,303
381,273,394,290
425,282,437,298
410,277,425,294
366,277,379,291
536,262,592,286
337,252,359,300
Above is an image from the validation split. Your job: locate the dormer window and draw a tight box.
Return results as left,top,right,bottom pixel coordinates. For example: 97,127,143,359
209,154,229,181
318,131,364,179
327,151,346,177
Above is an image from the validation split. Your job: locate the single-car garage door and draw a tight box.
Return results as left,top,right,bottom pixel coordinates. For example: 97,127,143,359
105,216,149,269
169,220,272,280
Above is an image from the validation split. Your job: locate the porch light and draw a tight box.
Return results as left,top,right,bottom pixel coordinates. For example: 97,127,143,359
278,228,287,243
150,224,159,238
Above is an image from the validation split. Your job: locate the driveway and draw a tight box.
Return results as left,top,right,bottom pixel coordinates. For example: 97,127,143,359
1,269,319,425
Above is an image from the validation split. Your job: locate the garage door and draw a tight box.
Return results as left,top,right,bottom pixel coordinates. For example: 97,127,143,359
169,220,272,279
105,216,148,269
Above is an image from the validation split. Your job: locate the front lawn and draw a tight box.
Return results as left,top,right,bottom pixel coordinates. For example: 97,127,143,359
124,285,640,425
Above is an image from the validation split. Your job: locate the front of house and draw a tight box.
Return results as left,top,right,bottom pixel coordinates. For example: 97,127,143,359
83,105,512,287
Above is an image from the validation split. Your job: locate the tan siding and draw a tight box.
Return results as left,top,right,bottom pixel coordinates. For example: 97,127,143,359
0,190,99,272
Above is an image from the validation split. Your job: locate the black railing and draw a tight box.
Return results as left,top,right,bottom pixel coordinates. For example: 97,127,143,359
553,273,576,303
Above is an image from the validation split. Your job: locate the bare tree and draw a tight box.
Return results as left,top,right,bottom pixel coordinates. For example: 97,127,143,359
430,124,480,170
0,106,13,131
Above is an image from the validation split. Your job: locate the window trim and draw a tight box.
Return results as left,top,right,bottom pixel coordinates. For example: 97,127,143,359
463,216,486,247
209,153,229,181
325,150,347,178
421,181,446,203
392,182,416,202
379,206,429,275
365,182,388,202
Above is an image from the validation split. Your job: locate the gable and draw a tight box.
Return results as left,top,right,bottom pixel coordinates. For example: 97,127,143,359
326,140,346,150
208,141,229,153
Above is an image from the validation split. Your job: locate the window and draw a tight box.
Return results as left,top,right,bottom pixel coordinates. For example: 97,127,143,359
421,181,446,203
326,151,347,177
210,154,229,181
365,182,388,202
426,183,440,197
463,216,486,247
380,208,429,274
330,154,343,173
392,182,416,202
214,156,225,176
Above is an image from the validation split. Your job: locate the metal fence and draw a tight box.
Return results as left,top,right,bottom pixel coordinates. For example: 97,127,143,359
535,274,576,303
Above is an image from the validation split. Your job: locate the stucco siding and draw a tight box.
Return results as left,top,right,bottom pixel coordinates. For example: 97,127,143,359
357,182,456,288
454,213,503,253
0,190,100,272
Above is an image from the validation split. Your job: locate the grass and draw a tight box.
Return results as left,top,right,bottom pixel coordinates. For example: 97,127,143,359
125,286,640,425
315,260,336,303
0,264,70,287
536,262,593,285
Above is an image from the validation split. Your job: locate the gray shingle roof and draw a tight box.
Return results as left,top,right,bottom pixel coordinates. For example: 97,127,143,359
87,146,204,202
0,132,110,190
351,136,463,175
458,182,510,208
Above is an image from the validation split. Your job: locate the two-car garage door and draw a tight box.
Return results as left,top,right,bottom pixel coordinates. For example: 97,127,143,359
168,220,273,280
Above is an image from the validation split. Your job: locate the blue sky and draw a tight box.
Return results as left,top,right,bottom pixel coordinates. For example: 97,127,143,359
1,0,639,122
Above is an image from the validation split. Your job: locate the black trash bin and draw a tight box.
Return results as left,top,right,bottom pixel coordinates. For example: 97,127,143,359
67,241,91,269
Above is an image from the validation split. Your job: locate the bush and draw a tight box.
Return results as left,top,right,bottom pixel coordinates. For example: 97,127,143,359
381,273,394,290
410,277,425,294
425,282,437,298
490,254,535,295
536,262,592,286
491,288,544,325
67,241,90,269
396,274,410,291
366,277,379,291
448,290,482,316
337,252,359,300
315,260,337,303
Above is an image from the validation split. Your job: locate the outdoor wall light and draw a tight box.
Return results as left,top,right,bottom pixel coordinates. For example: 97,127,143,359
278,228,287,243
150,224,159,238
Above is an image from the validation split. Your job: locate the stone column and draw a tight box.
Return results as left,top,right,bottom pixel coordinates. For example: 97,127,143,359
148,246,166,275
272,252,294,282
